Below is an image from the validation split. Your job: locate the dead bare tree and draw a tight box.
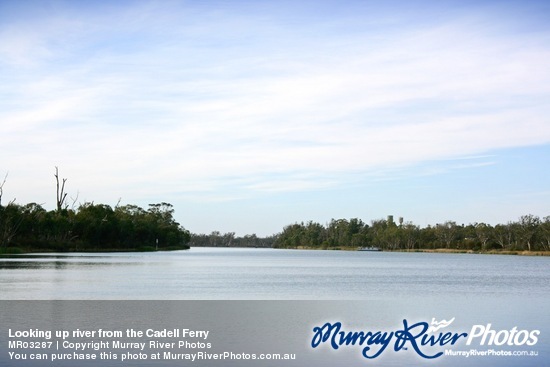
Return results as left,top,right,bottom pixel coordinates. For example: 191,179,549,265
54,167,68,212
0,172,8,207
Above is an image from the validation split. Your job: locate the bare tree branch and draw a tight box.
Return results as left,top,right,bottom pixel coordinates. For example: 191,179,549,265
70,191,80,211
55,167,68,212
0,172,8,207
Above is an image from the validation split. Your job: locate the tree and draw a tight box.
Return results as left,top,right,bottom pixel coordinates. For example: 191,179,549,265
208,231,222,246
148,202,176,225
17,203,48,246
435,221,459,248
348,218,365,242
369,219,388,248
74,203,117,247
242,233,259,247
382,225,402,250
541,216,550,251
475,223,493,250
493,223,514,249
54,167,68,212
326,219,350,247
275,223,306,248
0,203,23,247
401,222,420,250
0,172,8,207
517,215,541,251
304,221,325,247
222,232,235,247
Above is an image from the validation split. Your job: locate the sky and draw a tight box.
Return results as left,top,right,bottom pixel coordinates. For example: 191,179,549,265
1,0,549,236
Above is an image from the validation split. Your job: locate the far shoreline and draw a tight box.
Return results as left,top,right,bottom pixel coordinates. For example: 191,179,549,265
1,245,549,256
391,248,550,256
0,245,190,255
274,246,550,256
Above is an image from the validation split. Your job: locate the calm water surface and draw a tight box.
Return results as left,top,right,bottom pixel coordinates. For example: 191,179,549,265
1,247,548,300
1,248,549,367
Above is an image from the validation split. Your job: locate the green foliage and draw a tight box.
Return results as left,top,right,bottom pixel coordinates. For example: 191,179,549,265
272,215,549,251
0,246,23,254
0,201,190,252
190,231,275,248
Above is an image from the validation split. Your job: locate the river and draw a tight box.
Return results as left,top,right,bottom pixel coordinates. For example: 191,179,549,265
1,248,548,367
0,247,548,300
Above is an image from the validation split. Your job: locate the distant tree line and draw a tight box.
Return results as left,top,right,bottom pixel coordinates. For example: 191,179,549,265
0,170,190,252
273,215,550,252
190,231,276,248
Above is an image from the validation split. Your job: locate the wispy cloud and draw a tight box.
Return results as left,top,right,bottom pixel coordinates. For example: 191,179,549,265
1,0,549,215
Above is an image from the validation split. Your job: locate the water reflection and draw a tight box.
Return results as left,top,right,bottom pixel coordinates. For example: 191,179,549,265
0,254,138,270
0,248,548,300
0,261,137,269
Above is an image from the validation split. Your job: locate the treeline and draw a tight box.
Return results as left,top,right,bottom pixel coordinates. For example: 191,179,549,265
273,215,550,251
0,169,190,252
190,231,276,248
0,201,191,252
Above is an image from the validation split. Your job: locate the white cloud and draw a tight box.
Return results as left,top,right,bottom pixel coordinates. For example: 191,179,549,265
1,1,549,210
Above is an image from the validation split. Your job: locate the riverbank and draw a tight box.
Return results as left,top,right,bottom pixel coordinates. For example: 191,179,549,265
393,248,550,256
275,246,550,256
0,245,190,254
3,245,548,256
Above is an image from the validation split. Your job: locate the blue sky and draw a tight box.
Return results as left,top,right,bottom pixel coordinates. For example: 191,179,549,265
1,0,549,235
